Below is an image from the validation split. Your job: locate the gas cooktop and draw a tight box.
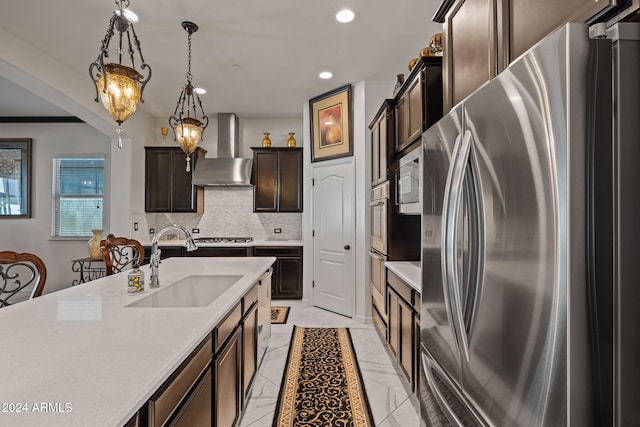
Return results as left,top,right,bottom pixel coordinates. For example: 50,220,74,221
194,237,254,243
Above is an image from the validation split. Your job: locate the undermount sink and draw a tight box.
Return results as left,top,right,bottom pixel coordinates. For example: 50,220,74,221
126,275,242,308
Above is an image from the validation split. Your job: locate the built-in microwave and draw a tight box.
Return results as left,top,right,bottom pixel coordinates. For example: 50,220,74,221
396,148,421,214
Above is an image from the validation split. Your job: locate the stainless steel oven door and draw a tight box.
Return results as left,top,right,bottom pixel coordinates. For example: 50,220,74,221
369,249,387,322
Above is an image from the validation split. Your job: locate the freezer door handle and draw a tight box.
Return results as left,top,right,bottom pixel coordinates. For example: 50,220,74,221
421,351,465,427
442,130,472,362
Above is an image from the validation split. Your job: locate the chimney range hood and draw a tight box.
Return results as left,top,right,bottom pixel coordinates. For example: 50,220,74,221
192,113,253,186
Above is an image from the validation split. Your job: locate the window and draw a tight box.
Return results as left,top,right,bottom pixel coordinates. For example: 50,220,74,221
52,156,105,238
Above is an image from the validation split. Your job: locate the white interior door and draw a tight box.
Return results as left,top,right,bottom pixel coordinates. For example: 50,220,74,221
312,160,354,317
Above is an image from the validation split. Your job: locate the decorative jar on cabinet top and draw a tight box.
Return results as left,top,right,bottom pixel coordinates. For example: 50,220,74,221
287,132,296,147
88,229,104,260
262,132,272,147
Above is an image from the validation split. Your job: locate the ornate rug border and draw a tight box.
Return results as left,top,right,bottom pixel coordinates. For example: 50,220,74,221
272,326,375,427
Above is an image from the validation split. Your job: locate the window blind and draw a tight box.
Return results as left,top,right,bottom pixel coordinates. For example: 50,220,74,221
52,157,105,237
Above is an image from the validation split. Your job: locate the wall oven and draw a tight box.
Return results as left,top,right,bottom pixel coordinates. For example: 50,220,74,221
396,147,421,214
370,181,389,331
370,181,389,255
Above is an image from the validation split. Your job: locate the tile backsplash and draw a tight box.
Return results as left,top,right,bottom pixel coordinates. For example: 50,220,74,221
131,187,302,242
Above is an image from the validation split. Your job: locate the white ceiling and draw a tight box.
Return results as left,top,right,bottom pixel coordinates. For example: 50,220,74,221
0,0,443,119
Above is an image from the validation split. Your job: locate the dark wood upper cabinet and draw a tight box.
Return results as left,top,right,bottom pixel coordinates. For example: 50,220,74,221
394,56,443,154
435,0,617,112
251,147,303,212
369,100,395,186
144,147,206,213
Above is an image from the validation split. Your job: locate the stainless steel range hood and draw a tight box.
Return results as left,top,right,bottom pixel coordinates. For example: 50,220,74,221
192,113,253,186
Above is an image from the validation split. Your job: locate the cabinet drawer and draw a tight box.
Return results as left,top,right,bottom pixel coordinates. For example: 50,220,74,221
148,336,212,427
387,270,412,305
253,246,302,257
243,284,258,314
215,304,242,352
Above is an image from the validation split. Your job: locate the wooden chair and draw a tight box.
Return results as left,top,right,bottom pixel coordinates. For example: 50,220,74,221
100,234,144,276
0,251,47,308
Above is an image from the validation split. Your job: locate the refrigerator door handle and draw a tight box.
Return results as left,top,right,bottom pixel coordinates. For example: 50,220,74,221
421,351,466,427
441,132,464,359
442,130,472,362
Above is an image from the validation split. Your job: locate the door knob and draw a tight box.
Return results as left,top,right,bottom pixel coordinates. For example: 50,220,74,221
344,245,351,250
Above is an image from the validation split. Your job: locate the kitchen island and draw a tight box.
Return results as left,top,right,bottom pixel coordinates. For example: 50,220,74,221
0,256,275,427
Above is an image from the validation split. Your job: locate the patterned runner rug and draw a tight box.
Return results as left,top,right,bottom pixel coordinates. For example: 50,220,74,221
271,306,291,324
273,326,374,426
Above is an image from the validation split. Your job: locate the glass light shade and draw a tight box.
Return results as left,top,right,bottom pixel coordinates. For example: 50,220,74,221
96,64,142,125
175,117,203,155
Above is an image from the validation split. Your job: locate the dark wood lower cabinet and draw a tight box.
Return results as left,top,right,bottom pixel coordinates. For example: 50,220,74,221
242,303,258,403
386,270,420,392
214,327,242,427
137,281,264,427
253,246,302,299
170,368,212,427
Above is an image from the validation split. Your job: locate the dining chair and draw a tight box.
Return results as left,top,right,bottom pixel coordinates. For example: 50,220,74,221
100,234,144,276
0,251,47,308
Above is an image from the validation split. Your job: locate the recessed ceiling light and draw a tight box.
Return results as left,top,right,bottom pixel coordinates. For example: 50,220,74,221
194,87,206,94
336,9,355,23
319,71,333,79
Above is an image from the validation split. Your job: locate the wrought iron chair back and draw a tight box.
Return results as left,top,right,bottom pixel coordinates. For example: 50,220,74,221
100,234,144,276
0,251,47,308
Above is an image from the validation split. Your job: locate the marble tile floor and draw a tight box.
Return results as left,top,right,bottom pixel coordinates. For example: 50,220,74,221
238,301,421,427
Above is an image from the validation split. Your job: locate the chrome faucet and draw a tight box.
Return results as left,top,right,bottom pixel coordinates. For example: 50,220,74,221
149,224,198,288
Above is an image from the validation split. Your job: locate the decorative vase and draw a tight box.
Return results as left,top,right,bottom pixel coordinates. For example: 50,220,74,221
262,132,272,147
408,57,418,71
393,74,405,96
287,132,297,147
88,229,104,260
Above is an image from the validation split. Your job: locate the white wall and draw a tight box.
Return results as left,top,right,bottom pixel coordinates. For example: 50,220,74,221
0,123,112,293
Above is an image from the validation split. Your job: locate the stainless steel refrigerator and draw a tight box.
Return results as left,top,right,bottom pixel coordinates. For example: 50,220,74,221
420,22,640,426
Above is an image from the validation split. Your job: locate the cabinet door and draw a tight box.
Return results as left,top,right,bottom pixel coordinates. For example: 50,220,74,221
370,119,381,185
242,304,258,402
215,328,241,427
406,72,423,147
171,151,197,212
253,150,278,211
145,148,204,213
399,298,414,387
395,96,409,154
145,149,173,212
278,150,303,212
444,0,497,111
379,111,389,182
275,256,302,299
170,368,212,427
387,289,399,358
507,0,613,64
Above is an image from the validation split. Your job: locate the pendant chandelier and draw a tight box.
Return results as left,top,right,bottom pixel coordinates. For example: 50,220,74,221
169,21,209,172
89,0,151,149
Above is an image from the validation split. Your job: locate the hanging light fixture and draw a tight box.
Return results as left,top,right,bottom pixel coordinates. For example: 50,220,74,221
169,21,209,172
89,0,151,149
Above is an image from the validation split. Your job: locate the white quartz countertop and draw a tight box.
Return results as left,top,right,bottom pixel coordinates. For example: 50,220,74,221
385,261,421,293
144,239,303,247
0,256,275,427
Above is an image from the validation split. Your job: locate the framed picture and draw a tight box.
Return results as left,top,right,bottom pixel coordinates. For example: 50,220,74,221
309,84,352,162
0,139,32,218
